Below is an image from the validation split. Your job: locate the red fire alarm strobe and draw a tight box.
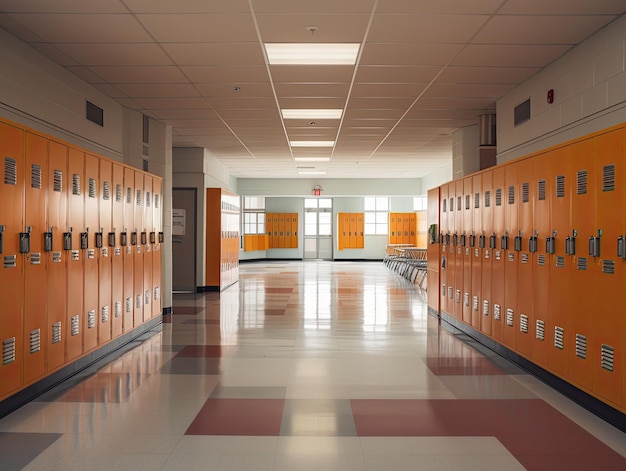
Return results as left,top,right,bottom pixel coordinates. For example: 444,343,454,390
312,185,322,196
547,89,554,104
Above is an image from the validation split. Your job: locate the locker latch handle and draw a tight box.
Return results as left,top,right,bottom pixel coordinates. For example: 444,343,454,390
95,232,103,249
63,231,72,251
514,231,522,252
468,234,475,247
120,232,128,247
618,236,626,259
565,230,577,255
150,232,156,244
445,233,451,245
141,232,147,245
44,229,53,252
108,232,116,247
546,235,556,255
0,225,5,254
460,234,467,247
20,227,32,254
479,234,486,249
501,234,509,250
131,232,137,246
80,231,89,250
452,234,458,246
529,232,538,253
489,233,497,249
588,235,601,258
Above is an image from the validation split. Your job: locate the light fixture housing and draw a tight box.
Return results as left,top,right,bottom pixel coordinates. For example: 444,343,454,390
265,43,360,65
290,141,335,147
281,109,343,120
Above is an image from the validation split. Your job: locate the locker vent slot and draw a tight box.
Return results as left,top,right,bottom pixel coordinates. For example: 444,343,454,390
521,253,529,264
71,250,79,261
442,284,446,297
3,337,16,365
483,300,489,316
495,250,501,260
29,329,41,354
4,255,17,268
53,170,63,192
575,334,587,359
30,253,41,265
52,252,62,263
556,175,565,198
115,184,122,202
101,305,109,324
114,247,121,256
31,164,42,189
507,186,515,204
126,187,132,204
88,178,96,198
114,301,122,318
506,309,514,327
556,256,565,268
601,344,614,372
472,295,479,312
602,164,615,192
494,304,501,320
457,196,461,211
136,294,142,309
577,257,588,271
463,292,469,307
576,170,587,195
87,310,96,329
537,255,546,266
455,290,461,304
484,191,491,208
88,249,95,260
154,286,160,301
554,326,564,350
52,322,62,344
474,193,480,209
449,197,454,212
465,195,470,210
136,189,142,206
448,286,453,299
537,180,546,201
442,199,447,212
103,181,110,200
508,252,515,262
71,315,80,336
144,290,150,306
72,174,81,195
602,260,615,274
155,194,160,209
495,188,502,206
520,314,529,334
521,183,530,203
146,192,151,207
4,157,17,185
536,320,545,341
126,297,132,313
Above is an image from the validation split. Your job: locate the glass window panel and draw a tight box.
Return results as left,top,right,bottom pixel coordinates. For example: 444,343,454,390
318,198,332,209
364,223,375,234
305,224,317,236
364,212,376,223
376,197,389,211
376,212,388,223
364,197,376,211
319,224,331,236
258,213,265,224
304,198,318,208
376,223,388,235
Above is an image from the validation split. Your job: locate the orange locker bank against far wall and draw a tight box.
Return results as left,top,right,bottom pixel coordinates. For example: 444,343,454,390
0,117,163,405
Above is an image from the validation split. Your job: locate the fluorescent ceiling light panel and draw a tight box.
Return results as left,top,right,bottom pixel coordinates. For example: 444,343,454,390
298,171,326,175
290,141,335,147
281,109,343,120
265,43,360,65
294,157,331,162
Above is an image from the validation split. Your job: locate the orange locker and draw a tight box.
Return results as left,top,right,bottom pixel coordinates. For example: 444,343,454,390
349,213,357,248
122,166,135,332
0,122,24,399
23,132,48,384
548,146,572,378
265,213,273,248
502,163,519,351
111,163,124,338
143,175,153,321
491,166,506,343
47,141,68,372
133,171,144,326
439,184,449,315
462,178,473,326
447,182,457,316
409,212,417,246
291,213,298,248
278,213,285,248
338,213,348,250
426,187,440,313
592,128,623,406
66,147,85,361
83,153,99,353
98,158,112,344
569,138,596,392
284,213,292,248
389,213,397,244
453,179,464,320
480,170,493,337
531,154,551,368
356,212,364,249
471,174,482,331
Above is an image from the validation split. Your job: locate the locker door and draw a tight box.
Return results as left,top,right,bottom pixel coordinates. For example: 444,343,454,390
291,213,298,248
471,174,482,331
349,213,357,248
409,212,417,246
111,163,124,338
531,154,551,368
279,213,286,248
143,175,153,321
265,213,273,249
83,154,99,352
284,213,292,248
503,163,519,351
516,158,534,358
548,146,572,379
592,128,623,406
569,138,596,392
47,141,68,372
426,188,440,313
23,132,48,384
491,167,506,343
98,158,112,343
453,179,464,320
356,212,364,249
480,170,493,337
340,213,349,250
439,184,449,315
66,148,85,360
133,171,144,326
122,167,135,331
389,213,397,245
462,178,473,326
0,122,24,398
447,182,457,316
152,177,162,320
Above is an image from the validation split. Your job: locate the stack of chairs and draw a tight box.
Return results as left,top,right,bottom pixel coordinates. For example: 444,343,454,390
383,245,428,288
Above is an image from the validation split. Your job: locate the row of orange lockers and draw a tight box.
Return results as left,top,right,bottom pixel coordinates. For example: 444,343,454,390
266,212,298,249
389,212,418,246
0,119,163,401
429,123,626,413
338,213,364,250
206,188,240,290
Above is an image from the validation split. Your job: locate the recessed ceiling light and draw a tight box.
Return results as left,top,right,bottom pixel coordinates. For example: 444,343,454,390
290,141,335,147
265,43,360,65
281,109,343,120
294,157,331,162
298,171,327,175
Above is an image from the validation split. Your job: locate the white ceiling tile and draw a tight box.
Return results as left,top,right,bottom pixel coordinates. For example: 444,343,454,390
113,83,201,98
196,83,274,98
278,97,346,108
137,14,258,42
0,0,129,13
256,13,370,42
124,0,251,13
413,96,496,110
498,0,626,15
55,43,173,66
209,97,277,109
437,66,541,84
452,44,573,67
348,97,416,109
376,0,503,14
351,83,427,98
132,97,215,109
181,66,269,83
149,109,220,120
162,43,265,66
355,66,440,83
360,43,464,66
273,83,350,97
424,83,516,98
368,14,489,43
270,65,355,83
251,0,375,14
88,66,189,84
66,66,105,83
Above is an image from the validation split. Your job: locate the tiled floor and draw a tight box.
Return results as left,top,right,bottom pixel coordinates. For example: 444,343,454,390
1,260,625,470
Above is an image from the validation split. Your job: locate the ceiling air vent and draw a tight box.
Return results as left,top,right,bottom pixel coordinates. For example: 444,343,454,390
86,100,104,127
514,98,531,126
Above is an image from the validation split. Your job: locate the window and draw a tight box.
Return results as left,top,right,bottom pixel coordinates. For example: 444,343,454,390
242,196,265,235
364,196,389,235
413,195,427,211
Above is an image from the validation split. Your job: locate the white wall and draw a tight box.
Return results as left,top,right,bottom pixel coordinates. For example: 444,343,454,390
421,163,453,192
452,125,480,179
497,14,626,162
237,178,421,197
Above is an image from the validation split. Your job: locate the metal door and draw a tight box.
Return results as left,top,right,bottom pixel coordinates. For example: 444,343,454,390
304,198,332,260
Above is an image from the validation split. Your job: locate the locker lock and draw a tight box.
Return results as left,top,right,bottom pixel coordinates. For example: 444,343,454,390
158,232,164,244
141,232,147,245
565,230,577,256
479,234,486,249
80,230,89,250
546,231,557,255
131,232,137,246
0,225,4,254
528,231,538,253
489,233,497,250
108,232,116,247
514,231,523,252
44,227,53,252
150,232,156,244
95,231,103,249
501,233,509,250
618,236,626,259
20,226,32,254
468,234,475,248
445,233,451,245
63,231,72,251
120,231,128,247
588,231,601,258
460,233,467,247
452,233,458,246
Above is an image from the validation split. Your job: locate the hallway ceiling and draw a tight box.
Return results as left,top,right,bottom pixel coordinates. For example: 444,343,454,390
0,1,624,179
